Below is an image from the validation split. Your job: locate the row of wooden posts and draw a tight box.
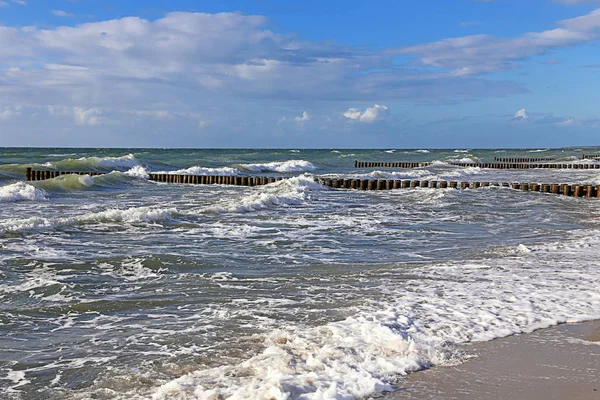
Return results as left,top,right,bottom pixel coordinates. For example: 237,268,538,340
148,173,283,185
353,161,600,169
313,178,600,198
26,169,104,181
582,154,600,160
492,157,555,162
24,168,600,199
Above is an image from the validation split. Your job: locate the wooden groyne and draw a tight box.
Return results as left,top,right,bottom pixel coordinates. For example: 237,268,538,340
353,161,599,169
24,168,600,199
492,157,555,162
148,173,283,185
26,168,105,181
313,178,600,198
582,154,600,160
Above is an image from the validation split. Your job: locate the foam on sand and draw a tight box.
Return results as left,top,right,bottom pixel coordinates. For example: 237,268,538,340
149,230,600,399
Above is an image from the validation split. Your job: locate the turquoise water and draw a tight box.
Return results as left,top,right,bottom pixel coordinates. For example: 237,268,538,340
1,147,600,399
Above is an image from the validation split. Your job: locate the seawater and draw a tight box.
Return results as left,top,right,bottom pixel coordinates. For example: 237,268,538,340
1,147,600,399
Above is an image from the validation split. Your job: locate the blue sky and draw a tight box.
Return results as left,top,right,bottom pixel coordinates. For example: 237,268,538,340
1,0,600,148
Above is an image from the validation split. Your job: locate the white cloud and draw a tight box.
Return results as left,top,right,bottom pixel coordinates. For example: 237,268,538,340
294,111,310,123
74,107,101,125
198,120,210,130
343,104,389,123
52,10,74,17
0,1,9,7
514,108,529,120
557,118,575,126
11,0,26,5
394,8,600,76
0,109,15,120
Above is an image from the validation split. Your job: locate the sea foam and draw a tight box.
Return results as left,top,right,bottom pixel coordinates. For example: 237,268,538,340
0,182,47,202
150,230,600,400
239,160,316,173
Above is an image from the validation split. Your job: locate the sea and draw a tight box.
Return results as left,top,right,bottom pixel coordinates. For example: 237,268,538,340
1,147,600,400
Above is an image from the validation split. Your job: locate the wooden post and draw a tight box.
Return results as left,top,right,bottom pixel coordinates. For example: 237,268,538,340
562,184,571,196
393,180,401,189
439,181,448,189
461,182,469,189
473,182,481,189
26,167,32,181
550,184,559,194
573,185,583,197
520,183,529,191
585,185,595,198
411,180,419,188
360,179,369,190
367,180,377,190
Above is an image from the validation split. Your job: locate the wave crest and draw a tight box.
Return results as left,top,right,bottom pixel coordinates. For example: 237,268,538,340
238,160,316,173
0,182,47,202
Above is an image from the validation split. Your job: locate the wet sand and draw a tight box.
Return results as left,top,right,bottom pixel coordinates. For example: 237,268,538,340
389,320,600,400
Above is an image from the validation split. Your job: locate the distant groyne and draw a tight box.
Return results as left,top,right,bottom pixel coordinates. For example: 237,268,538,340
353,161,600,169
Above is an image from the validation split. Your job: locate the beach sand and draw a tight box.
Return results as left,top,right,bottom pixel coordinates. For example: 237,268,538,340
388,320,600,400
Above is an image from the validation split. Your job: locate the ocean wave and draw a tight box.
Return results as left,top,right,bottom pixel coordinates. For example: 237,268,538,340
157,166,239,176
0,206,177,235
123,165,150,179
238,160,316,173
150,230,600,399
48,153,140,172
0,182,47,202
214,175,328,213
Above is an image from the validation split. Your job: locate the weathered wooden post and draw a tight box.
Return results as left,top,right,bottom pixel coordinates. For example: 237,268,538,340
26,167,32,181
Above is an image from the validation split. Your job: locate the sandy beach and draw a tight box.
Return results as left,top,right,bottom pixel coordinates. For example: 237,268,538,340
391,320,600,400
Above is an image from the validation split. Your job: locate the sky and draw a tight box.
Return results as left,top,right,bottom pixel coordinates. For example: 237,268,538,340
1,0,600,148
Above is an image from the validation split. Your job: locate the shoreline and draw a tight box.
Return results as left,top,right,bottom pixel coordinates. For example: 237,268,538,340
388,320,600,400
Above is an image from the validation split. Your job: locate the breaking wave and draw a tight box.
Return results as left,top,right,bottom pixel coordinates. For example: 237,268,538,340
213,175,328,213
0,182,47,202
47,154,140,172
238,160,316,173
0,206,177,235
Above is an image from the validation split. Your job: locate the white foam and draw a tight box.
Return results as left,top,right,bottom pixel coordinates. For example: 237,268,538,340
240,160,316,173
415,149,430,153
158,166,240,176
52,153,140,170
123,165,150,179
215,175,327,213
149,230,600,399
0,182,47,202
0,206,177,234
